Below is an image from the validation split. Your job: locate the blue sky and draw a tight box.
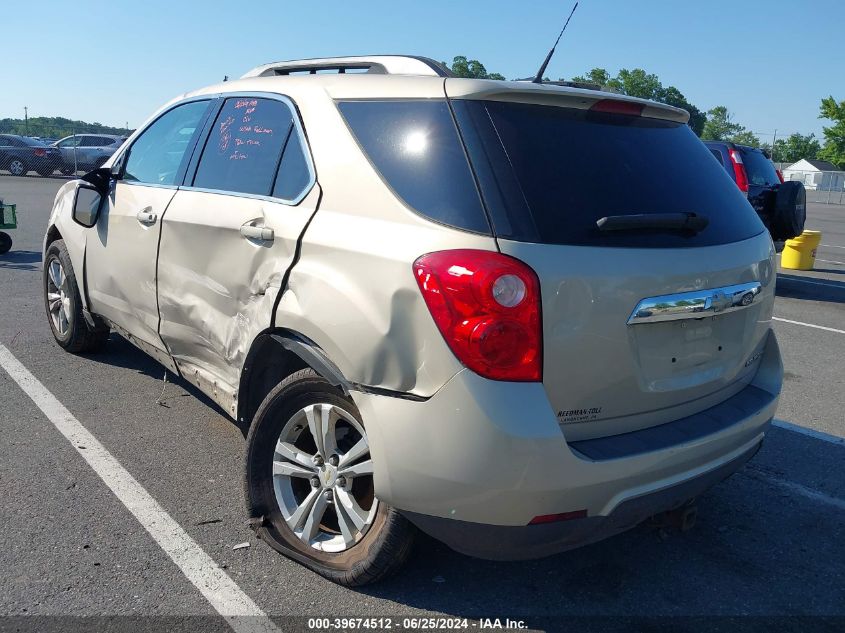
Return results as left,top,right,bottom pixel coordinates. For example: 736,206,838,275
5,0,843,142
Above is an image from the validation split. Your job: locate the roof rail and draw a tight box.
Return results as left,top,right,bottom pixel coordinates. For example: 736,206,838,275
241,55,453,79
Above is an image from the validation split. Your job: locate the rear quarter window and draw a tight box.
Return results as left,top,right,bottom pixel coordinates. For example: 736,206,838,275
453,100,765,248
337,100,491,234
709,149,724,165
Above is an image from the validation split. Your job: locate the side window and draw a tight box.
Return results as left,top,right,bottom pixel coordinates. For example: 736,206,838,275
58,137,81,148
124,100,209,186
78,136,97,147
272,131,311,200
193,97,294,196
338,100,490,234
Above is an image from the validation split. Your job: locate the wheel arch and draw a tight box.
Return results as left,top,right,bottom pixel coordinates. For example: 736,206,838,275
44,224,63,251
237,328,352,427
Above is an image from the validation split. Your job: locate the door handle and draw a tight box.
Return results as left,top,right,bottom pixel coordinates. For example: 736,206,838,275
240,224,274,242
136,208,157,225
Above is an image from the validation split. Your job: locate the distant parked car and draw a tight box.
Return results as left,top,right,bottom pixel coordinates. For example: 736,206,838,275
54,134,127,174
704,141,805,241
0,134,62,176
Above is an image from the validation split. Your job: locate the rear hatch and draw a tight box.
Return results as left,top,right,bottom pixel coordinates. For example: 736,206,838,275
739,146,782,218
449,87,776,441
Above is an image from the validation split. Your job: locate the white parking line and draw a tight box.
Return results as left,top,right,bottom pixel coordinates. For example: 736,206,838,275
815,258,845,266
0,342,279,633
773,419,845,446
747,469,845,512
820,244,845,249
776,277,842,289
772,317,845,335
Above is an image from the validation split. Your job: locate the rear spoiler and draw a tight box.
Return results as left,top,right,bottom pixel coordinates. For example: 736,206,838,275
444,79,690,124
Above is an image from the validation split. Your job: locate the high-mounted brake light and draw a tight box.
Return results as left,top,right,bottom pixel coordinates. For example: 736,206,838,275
413,250,542,382
728,149,749,193
589,99,644,116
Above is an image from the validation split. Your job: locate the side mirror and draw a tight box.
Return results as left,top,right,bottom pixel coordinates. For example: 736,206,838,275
80,166,113,193
71,185,103,228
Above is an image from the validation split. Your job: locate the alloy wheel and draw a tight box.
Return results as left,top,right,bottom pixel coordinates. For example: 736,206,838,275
272,402,377,552
46,258,71,336
9,160,25,176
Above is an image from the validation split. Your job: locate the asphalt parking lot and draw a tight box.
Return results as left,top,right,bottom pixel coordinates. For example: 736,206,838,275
1,175,843,632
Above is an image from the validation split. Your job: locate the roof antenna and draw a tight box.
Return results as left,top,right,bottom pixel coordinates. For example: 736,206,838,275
532,2,579,83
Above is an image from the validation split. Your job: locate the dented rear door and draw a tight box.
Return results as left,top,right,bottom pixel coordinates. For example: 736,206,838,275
157,95,318,398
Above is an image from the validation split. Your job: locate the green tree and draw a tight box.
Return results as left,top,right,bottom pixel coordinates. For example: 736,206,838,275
731,130,761,147
445,56,505,80
772,133,821,164
660,86,706,137
570,67,611,87
0,116,132,138
701,106,743,141
607,68,663,100
818,96,845,168
569,67,705,135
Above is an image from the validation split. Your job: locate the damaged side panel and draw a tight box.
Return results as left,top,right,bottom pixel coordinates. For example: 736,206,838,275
275,207,497,398
157,185,320,416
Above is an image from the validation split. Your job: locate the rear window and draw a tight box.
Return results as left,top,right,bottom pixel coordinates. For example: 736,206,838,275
452,100,765,248
740,148,780,187
337,100,491,234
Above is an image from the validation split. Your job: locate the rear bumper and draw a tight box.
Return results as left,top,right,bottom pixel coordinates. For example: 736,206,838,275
352,330,782,554
402,438,761,560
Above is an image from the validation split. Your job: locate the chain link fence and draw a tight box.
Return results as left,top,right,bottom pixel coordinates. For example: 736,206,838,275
0,122,132,179
782,169,845,204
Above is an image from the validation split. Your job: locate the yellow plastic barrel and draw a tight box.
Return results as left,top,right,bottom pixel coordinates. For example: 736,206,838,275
781,230,822,270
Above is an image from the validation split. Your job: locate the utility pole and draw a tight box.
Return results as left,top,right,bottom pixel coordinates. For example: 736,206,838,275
771,129,777,162
24,106,28,135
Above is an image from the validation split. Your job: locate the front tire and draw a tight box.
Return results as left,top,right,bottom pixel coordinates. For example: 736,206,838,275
245,369,415,586
43,240,109,353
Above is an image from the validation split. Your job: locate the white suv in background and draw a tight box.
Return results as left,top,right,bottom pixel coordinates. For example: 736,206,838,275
42,55,783,586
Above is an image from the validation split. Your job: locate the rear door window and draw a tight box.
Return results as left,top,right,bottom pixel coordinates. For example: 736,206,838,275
740,148,780,187
193,97,294,196
452,100,764,248
337,100,491,234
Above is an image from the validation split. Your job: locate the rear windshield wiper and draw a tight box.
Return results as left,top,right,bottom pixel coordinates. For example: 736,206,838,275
596,212,709,233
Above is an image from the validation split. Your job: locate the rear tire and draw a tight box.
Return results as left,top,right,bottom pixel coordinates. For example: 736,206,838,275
245,368,415,586
8,159,28,176
43,240,109,353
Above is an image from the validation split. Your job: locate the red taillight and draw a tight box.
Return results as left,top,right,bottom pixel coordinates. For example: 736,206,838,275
33,148,46,157
589,99,644,116
413,249,542,382
728,149,749,193
528,509,588,525
776,169,784,183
